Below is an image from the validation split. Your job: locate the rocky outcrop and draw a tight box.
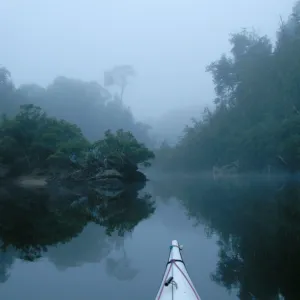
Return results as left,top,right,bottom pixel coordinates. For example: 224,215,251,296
213,160,239,179
94,177,124,190
16,176,47,189
12,149,148,194
95,169,123,179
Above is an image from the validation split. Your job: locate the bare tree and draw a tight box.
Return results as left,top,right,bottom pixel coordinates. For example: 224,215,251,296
104,65,135,101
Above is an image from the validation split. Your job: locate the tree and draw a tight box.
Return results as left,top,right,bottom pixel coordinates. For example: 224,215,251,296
0,104,89,175
104,65,135,101
0,67,16,116
93,129,155,168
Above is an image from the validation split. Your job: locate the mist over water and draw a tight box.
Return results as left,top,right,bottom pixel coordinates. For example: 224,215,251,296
1,175,300,299
1,1,300,299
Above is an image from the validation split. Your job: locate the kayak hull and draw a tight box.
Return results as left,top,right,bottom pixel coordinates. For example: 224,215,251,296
155,240,201,300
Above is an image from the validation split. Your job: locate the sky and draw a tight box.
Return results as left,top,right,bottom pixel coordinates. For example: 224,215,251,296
0,0,296,120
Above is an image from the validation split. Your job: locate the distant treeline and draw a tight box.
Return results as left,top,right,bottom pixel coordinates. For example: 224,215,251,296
156,1,300,173
0,68,152,146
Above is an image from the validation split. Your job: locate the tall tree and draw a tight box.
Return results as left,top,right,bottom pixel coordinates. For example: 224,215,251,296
104,65,135,101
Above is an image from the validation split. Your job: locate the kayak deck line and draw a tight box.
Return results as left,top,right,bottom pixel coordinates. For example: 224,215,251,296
166,259,185,266
155,240,201,300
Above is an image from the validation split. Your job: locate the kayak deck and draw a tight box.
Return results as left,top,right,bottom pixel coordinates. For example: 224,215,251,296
155,240,201,300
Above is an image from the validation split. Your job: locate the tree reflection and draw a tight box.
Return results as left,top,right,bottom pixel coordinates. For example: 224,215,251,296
153,176,300,300
105,256,138,281
46,224,116,270
0,184,88,261
89,184,155,236
0,181,155,282
105,240,139,281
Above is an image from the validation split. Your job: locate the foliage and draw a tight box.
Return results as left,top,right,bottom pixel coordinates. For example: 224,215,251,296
156,1,300,172
92,129,155,167
0,104,154,177
0,104,89,175
0,68,152,146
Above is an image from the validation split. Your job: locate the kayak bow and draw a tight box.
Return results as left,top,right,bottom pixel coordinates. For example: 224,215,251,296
155,240,201,300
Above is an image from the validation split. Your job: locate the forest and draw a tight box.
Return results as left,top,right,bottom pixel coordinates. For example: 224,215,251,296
156,1,300,174
0,65,152,145
3,3,300,177
2,2,300,300
0,66,154,182
2,2,300,181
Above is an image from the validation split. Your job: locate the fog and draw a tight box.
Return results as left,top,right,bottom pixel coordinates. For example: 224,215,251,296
1,0,294,122
2,3,300,299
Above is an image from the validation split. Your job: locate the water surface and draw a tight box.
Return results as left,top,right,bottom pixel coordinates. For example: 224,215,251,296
0,175,299,299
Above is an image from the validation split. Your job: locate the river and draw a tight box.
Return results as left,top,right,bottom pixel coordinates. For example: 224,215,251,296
0,174,299,299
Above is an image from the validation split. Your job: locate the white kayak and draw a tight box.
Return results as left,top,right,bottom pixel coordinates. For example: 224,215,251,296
155,240,201,300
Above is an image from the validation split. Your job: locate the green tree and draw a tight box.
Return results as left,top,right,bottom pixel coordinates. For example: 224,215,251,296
0,104,89,175
93,129,155,168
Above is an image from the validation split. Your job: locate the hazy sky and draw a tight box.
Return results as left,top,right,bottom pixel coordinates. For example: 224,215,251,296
0,0,295,120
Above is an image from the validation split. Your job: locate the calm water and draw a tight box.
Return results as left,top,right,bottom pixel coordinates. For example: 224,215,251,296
0,174,299,299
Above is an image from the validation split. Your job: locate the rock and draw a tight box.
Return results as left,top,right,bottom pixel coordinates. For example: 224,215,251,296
15,176,47,188
93,188,123,198
96,169,123,179
212,160,239,179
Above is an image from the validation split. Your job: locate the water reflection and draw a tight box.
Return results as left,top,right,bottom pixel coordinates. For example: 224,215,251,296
46,224,120,270
105,251,139,281
0,247,15,283
151,175,300,300
0,180,155,282
1,175,300,299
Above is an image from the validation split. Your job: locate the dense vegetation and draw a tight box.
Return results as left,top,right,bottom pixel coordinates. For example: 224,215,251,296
0,65,152,146
0,103,154,179
0,181,154,281
156,2,300,173
0,64,155,179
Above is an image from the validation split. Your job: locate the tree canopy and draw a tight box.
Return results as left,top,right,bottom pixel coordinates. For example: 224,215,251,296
0,104,89,175
0,68,152,146
0,104,154,178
